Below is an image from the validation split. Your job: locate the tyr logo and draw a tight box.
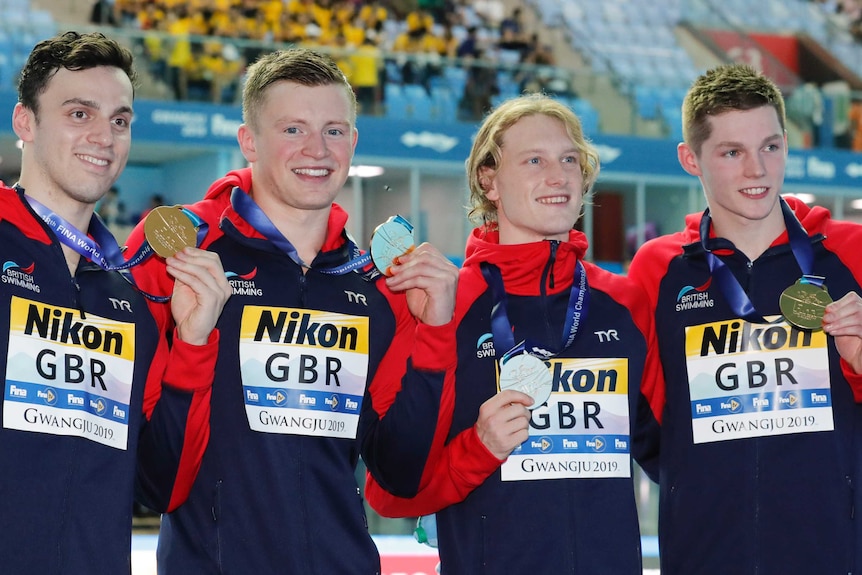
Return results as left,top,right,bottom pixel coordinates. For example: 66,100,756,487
109,298,132,312
345,291,367,306
594,329,619,342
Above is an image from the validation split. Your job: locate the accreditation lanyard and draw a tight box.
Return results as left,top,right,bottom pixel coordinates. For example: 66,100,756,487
230,186,379,280
480,255,589,362
699,197,820,323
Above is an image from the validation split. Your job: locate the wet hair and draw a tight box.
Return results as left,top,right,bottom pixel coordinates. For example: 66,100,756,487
241,48,357,131
18,31,136,118
682,63,786,156
466,93,600,226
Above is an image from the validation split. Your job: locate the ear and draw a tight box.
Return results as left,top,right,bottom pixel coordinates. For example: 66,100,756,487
237,123,257,163
478,165,499,201
12,103,35,143
677,142,702,177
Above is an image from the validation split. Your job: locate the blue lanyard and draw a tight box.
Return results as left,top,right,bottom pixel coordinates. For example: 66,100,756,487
230,186,380,280
699,197,820,323
21,186,206,303
480,252,589,362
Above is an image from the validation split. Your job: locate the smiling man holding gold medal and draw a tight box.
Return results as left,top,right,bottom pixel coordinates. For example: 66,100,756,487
629,63,862,575
0,31,231,574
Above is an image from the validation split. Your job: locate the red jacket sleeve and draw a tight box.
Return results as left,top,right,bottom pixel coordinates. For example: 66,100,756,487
363,270,505,515
360,284,459,499
627,237,681,483
823,219,862,402
127,218,218,512
365,424,503,517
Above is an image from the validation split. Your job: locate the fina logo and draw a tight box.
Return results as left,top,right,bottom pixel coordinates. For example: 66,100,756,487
722,397,743,413
782,391,799,407
400,131,458,153
590,436,606,452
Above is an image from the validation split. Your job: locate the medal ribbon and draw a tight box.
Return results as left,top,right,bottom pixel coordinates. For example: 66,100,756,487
319,215,414,276
480,252,589,364
22,191,177,302
699,197,819,323
230,187,397,280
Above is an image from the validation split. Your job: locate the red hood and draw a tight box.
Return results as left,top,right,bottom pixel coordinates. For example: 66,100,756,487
205,167,253,200
463,225,589,296
0,185,52,244
206,167,349,252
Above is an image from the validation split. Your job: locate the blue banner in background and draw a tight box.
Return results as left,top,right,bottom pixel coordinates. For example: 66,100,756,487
1,91,861,190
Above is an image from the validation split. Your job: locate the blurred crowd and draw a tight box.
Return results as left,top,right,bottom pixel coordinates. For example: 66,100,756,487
90,0,568,120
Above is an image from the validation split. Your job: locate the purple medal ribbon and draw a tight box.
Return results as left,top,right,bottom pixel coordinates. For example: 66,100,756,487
699,197,820,323
230,187,380,281
22,189,174,302
480,250,589,364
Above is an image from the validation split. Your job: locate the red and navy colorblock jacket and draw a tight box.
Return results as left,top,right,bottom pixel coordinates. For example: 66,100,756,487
629,196,862,575
0,185,216,575
367,226,662,575
126,168,456,574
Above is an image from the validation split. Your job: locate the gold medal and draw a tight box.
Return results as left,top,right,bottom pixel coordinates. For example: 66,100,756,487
143,205,197,258
369,215,415,276
779,279,832,330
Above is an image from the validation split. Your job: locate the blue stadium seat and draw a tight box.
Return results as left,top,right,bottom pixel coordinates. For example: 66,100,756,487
403,84,433,120
431,86,457,123
634,86,660,120
384,83,410,120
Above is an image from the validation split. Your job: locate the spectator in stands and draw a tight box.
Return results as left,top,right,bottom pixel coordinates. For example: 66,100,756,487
365,91,659,575
456,25,480,59
393,25,440,92
164,7,194,101
439,22,461,59
350,36,384,115
517,38,561,95
499,6,526,40
123,46,458,575
629,62,862,575
188,40,244,104
90,0,118,26
459,49,498,121
359,0,388,30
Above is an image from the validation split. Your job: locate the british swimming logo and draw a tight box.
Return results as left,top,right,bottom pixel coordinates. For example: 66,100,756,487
476,333,496,359
226,266,262,296
2,261,40,293
676,278,713,312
